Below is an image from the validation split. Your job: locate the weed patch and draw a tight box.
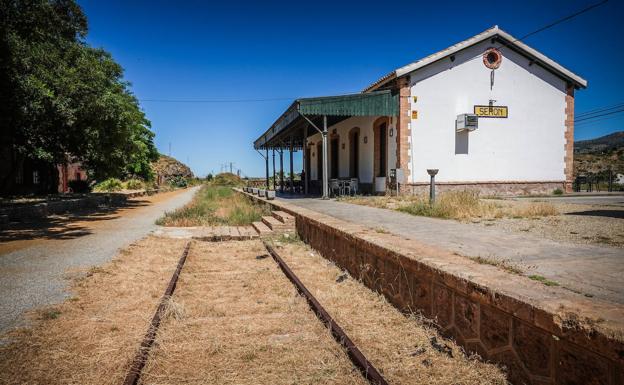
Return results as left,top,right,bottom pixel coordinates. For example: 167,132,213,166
342,191,558,221
156,185,269,226
529,275,559,286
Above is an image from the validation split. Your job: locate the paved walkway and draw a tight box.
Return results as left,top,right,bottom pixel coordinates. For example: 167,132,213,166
284,197,624,305
0,187,198,334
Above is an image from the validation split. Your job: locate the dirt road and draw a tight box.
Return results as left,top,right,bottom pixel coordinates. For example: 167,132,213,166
0,187,198,334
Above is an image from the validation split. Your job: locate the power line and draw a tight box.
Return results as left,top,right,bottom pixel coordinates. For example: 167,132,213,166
460,0,609,67
513,0,608,42
575,112,624,126
575,108,624,123
576,102,624,118
140,97,295,103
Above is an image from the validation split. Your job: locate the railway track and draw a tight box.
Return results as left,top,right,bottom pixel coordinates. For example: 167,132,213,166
122,238,389,385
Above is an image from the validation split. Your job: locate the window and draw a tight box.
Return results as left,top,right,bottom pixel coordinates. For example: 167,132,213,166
15,167,23,184
33,170,40,184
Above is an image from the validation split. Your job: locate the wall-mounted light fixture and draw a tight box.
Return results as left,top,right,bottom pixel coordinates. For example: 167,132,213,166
363,136,368,144
389,128,394,137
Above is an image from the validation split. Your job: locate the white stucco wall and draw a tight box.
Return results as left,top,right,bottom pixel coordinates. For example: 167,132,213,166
409,40,568,183
306,116,395,187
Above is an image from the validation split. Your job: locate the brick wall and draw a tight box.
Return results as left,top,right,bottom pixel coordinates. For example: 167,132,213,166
564,85,575,193
396,77,411,181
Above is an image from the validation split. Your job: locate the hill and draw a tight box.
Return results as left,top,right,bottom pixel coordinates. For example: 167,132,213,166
574,131,624,176
152,155,193,183
574,131,624,154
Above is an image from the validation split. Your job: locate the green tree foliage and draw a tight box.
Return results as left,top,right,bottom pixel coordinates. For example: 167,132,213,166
0,0,158,184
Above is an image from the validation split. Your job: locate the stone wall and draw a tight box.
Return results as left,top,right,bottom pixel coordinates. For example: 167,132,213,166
401,181,566,196
237,189,624,385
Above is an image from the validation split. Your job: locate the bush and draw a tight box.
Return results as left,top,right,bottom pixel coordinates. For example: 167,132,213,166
553,188,563,195
94,178,123,192
168,176,188,188
212,172,243,186
68,179,90,193
124,179,144,190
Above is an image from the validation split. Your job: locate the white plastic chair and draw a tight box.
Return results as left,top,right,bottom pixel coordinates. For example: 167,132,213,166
329,179,340,197
349,178,358,195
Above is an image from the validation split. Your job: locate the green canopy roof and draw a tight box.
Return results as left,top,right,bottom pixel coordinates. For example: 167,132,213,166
254,90,398,150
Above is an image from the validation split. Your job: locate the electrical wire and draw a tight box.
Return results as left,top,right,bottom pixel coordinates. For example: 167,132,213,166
575,102,624,118
576,108,624,123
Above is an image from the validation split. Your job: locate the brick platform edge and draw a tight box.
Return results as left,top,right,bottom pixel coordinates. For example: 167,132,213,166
400,181,566,197
236,188,624,385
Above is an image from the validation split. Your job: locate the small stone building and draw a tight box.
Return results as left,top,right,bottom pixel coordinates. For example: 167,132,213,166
253,26,587,196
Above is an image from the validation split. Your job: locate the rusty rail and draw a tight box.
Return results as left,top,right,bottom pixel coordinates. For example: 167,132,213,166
263,242,389,385
122,241,192,385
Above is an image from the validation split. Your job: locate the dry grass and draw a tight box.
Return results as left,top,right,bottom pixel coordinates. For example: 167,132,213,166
340,191,558,221
156,185,270,226
0,236,189,385
140,240,366,385
273,242,508,385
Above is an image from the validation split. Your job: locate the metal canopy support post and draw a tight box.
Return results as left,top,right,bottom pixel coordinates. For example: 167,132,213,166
265,148,269,189
255,148,269,189
289,137,294,192
303,124,308,195
298,112,327,199
279,148,284,192
322,115,328,199
272,149,276,190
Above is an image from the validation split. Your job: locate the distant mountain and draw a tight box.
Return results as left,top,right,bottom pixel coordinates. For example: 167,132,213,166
574,131,624,176
574,131,624,154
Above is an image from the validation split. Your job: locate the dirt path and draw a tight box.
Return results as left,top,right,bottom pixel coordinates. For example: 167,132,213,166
0,187,199,334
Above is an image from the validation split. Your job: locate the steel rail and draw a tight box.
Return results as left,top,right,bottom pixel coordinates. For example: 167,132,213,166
122,241,192,385
263,241,389,385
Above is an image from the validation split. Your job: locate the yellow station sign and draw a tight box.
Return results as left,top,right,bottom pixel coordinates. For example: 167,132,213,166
474,105,508,118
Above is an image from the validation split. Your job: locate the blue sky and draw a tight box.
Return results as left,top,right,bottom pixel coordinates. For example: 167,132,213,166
79,0,623,177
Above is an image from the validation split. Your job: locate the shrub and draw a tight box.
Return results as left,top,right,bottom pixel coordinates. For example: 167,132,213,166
94,178,123,192
68,179,90,193
168,176,188,188
124,179,144,190
553,188,563,195
212,172,243,186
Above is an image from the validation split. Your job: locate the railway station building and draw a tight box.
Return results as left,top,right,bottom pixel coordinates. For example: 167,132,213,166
253,26,587,197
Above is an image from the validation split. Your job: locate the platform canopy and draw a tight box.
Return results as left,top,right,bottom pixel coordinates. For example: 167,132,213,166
253,90,398,150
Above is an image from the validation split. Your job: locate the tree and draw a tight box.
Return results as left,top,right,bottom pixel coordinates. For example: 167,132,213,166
0,0,158,192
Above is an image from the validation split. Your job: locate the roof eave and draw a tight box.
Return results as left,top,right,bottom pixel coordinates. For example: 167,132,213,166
365,26,587,91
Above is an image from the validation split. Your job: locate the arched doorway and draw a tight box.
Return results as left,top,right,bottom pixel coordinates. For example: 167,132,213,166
348,127,360,179
374,117,389,178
